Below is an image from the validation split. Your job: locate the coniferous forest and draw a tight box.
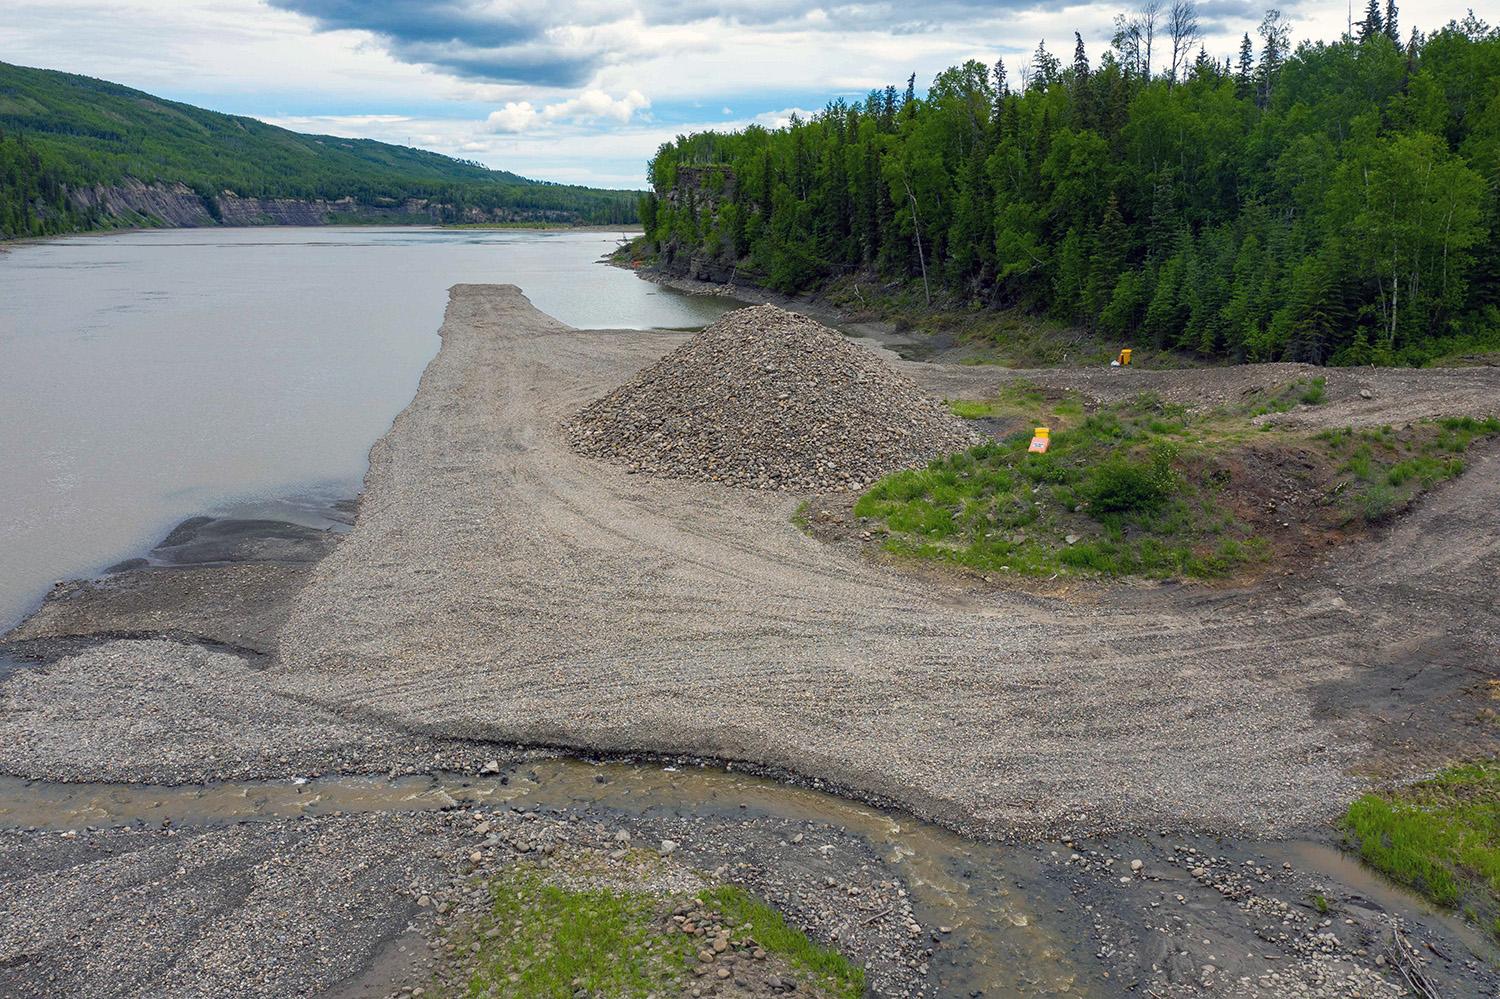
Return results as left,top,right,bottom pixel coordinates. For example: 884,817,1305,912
641,6,1500,365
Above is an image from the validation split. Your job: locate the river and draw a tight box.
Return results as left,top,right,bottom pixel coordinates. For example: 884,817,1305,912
0,227,731,630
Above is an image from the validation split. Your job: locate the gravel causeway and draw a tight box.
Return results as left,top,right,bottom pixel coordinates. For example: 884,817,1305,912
273,285,1500,839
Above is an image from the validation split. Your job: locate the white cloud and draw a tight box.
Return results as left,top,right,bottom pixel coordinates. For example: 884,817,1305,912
485,101,539,133
544,88,651,123
753,107,818,129
486,88,650,132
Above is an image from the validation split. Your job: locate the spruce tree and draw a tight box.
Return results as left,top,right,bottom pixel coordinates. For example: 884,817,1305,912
1073,32,1091,80
1383,0,1399,42
1086,194,1128,324
990,60,1009,127
1147,179,1179,264
1257,10,1290,107
1032,40,1061,88
1235,33,1255,97
1358,0,1383,42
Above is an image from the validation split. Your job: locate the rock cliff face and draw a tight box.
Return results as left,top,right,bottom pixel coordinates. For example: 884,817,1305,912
654,165,748,284
65,180,579,229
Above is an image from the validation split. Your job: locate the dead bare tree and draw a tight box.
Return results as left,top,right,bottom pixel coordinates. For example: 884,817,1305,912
1141,0,1162,77
1113,0,1163,78
1167,0,1202,83
898,175,932,306
1386,920,1439,999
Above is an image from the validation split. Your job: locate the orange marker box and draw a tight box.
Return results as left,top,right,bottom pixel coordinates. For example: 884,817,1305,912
1028,427,1050,454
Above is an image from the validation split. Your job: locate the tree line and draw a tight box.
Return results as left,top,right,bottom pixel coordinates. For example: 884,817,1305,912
640,7,1499,365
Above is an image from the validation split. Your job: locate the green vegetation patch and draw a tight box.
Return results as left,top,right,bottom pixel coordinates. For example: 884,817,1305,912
700,885,867,999
1246,377,1327,415
1313,416,1500,523
855,387,1499,580
857,392,1266,580
444,867,864,999
945,381,1086,425
460,867,694,998
1342,762,1500,939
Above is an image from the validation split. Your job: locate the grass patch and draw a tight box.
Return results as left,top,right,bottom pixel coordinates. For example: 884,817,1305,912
948,399,995,420
791,499,812,531
700,885,866,999
446,869,864,999
1342,762,1500,939
947,382,1085,427
1246,377,1327,416
855,393,1266,580
460,867,694,998
1313,416,1499,523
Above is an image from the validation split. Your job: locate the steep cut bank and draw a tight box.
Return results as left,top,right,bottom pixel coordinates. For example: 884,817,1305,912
567,304,976,490
0,61,638,239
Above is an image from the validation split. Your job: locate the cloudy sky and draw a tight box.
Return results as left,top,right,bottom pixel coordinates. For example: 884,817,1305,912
5,0,1472,189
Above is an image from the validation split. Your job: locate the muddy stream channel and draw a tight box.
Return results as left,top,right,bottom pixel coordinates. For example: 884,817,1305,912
2,757,1492,997
0,761,1078,995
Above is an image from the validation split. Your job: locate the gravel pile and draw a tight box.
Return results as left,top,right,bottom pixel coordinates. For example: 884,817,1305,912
567,304,977,490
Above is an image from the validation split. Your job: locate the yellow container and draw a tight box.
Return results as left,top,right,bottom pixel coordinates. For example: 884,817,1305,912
1119,348,1133,366
1028,427,1050,454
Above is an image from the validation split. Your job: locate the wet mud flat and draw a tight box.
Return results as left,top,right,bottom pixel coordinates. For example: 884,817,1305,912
3,286,1500,996
3,499,355,662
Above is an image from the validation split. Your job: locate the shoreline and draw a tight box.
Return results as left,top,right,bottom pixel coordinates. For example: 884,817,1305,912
0,221,644,252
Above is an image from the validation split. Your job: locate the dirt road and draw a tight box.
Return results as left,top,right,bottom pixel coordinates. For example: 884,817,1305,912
274,285,1500,839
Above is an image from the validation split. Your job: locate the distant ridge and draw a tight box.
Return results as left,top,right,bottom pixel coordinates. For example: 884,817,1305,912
0,61,640,238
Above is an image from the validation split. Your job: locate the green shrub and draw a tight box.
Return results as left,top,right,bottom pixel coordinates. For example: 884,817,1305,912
1085,457,1167,515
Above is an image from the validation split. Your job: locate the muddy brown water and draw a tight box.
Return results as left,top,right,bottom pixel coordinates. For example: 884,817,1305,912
0,760,1082,996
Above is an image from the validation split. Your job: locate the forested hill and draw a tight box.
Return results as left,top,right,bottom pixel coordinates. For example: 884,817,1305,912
641,8,1500,366
0,61,639,237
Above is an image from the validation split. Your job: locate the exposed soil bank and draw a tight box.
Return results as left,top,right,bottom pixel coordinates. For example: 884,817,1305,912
61,180,605,231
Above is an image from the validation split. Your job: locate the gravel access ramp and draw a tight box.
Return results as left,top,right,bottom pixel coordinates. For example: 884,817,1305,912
567,303,976,490
277,285,1500,840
